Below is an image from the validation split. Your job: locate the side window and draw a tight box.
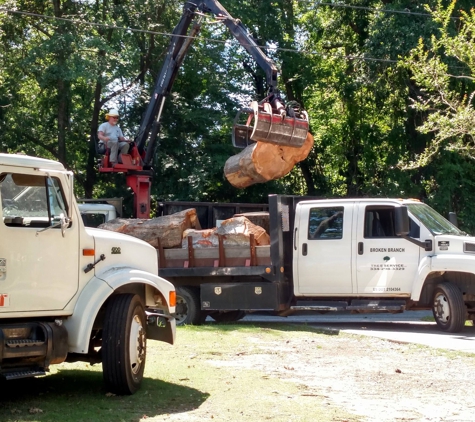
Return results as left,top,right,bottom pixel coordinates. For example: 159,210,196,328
81,213,106,228
409,217,420,238
364,206,396,238
48,177,67,218
0,173,67,227
308,207,344,240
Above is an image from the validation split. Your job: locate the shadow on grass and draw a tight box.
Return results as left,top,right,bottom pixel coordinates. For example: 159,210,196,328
200,320,341,336
0,368,208,422
201,319,475,340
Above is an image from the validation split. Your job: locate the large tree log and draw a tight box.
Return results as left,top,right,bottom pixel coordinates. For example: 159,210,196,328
182,216,270,248
217,216,270,245
98,208,201,248
224,132,314,188
234,211,270,234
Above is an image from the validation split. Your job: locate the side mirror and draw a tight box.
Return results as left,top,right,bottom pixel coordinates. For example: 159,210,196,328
395,206,410,236
60,213,70,237
448,212,458,227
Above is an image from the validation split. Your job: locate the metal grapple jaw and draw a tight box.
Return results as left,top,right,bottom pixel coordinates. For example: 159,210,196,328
232,100,309,149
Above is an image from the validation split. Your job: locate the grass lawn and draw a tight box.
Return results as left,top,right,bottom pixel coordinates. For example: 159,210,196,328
0,323,360,422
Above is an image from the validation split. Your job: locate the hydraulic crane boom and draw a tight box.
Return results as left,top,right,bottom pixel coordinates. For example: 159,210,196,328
98,0,309,218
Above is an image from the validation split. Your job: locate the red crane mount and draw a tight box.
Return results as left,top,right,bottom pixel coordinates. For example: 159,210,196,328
97,0,309,218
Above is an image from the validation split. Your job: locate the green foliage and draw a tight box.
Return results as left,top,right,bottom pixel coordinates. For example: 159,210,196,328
401,0,475,168
0,0,475,230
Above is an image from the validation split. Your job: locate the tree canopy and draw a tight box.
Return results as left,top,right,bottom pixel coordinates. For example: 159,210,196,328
1,0,474,230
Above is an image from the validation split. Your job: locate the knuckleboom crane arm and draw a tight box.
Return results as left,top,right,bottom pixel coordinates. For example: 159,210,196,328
135,2,200,165
136,0,306,166
100,0,309,219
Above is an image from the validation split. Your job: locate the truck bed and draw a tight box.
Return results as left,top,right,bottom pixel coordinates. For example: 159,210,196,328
157,245,271,268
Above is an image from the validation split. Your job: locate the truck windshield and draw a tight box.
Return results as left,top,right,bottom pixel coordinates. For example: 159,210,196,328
407,203,464,236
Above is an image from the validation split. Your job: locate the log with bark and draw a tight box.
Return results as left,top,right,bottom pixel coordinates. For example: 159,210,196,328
98,208,201,249
233,211,270,234
224,132,314,189
98,209,269,251
182,216,270,248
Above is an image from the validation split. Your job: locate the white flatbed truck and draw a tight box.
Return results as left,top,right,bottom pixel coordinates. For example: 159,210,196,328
78,194,475,333
160,195,475,333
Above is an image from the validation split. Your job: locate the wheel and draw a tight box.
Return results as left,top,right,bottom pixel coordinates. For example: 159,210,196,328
432,283,466,333
209,310,246,323
175,286,205,326
102,294,146,395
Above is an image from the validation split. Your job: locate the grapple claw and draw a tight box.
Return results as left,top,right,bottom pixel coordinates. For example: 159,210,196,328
232,101,309,149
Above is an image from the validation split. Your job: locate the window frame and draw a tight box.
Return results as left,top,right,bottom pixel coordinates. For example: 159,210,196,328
307,206,344,240
1,172,68,228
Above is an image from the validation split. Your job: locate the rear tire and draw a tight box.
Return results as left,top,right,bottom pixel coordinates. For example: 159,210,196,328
102,294,146,395
209,310,246,323
175,287,205,326
432,283,466,333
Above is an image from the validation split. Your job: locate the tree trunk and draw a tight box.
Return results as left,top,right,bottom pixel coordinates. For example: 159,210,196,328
53,0,71,165
224,132,314,189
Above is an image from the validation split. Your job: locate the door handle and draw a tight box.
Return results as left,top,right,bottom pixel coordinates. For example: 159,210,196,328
358,242,364,255
302,243,308,256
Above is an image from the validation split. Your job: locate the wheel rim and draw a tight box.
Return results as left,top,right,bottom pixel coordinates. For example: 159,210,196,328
129,314,146,375
175,295,188,325
434,291,451,325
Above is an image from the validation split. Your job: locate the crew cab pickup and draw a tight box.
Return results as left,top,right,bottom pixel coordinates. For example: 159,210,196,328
161,195,475,333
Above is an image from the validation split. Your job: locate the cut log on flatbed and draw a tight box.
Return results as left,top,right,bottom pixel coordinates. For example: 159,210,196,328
234,211,270,234
224,132,314,188
217,216,270,245
181,228,218,248
98,208,201,248
182,216,270,248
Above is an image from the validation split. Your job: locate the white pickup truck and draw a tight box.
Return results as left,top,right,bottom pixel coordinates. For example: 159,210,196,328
0,154,176,394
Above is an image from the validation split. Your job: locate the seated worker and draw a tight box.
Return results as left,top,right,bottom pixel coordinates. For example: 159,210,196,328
97,108,130,167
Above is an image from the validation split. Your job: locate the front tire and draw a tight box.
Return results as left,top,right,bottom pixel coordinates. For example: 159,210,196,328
175,286,205,326
432,283,466,333
102,294,146,395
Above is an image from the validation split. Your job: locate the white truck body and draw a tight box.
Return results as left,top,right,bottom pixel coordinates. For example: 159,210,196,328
153,195,475,333
293,198,425,297
76,194,475,334
0,154,176,394
285,197,474,331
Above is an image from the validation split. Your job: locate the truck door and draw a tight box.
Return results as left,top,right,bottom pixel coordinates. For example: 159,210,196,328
0,172,79,312
294,202,354,294
355,203,420,295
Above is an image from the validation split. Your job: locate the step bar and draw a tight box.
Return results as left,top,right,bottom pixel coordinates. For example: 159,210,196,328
3,369,46,380
0,321,68,380
289,300,407,314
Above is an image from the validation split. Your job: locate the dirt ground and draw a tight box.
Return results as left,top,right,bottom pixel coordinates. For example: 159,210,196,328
208,330,475,422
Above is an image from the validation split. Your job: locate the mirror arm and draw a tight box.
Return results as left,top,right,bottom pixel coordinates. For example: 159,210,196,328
400,235,433,252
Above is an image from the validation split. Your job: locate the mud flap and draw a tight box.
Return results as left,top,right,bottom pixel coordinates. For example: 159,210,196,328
232,101,309,149
146,312,176,345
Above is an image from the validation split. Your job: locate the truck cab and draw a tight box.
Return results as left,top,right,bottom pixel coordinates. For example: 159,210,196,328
78,202,118,227
0,154,176,394
292,197,473,332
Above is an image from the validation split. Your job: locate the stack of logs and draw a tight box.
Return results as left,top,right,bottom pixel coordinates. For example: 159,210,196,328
98,209,270,267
